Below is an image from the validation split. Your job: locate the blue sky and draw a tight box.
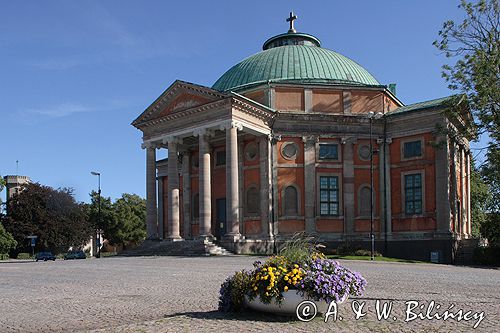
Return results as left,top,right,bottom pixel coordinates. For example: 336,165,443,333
0,1,485,202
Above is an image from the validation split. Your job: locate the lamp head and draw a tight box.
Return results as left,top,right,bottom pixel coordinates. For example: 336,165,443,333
91,171,100,176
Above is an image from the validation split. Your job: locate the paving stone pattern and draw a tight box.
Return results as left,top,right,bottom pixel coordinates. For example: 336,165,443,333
0,256,498,332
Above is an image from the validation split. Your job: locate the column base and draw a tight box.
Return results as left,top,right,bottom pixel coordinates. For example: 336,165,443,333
198,234,215,242
223,233,242,242
165,236,184,242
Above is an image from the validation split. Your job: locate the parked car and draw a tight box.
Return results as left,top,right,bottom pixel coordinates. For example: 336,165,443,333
35,252,56,261
64,250,86,260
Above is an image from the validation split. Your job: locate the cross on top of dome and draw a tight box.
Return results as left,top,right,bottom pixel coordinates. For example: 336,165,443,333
286,12,297,33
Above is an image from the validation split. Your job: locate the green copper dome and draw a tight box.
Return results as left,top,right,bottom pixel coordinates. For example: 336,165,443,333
212,33,381,92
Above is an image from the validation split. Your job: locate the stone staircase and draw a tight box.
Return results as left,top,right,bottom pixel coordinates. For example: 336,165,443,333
118,239,232,257
454,239,479,265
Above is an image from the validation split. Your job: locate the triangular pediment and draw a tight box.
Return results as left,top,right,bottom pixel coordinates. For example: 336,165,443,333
132,80,227,127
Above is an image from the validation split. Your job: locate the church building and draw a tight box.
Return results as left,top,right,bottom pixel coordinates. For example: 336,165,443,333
132,14,473,263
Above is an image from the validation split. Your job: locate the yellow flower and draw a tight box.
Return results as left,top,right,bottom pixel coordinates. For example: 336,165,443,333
284,276,289,281
284,286,289,291
253,286,258,291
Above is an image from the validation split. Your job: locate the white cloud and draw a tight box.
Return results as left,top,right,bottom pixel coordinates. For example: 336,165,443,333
27,103,94,117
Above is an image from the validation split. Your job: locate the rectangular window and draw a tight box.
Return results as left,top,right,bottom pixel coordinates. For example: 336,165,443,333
216,150,226,166
319,176,339,216
405,174,422,215
319,144,338,160
403,140,422,159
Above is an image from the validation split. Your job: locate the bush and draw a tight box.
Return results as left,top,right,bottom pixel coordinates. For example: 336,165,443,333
17,253,32,260
0,253,10,260
279,233,318,263
473,246,500,266
219,270,252,312
354,249,382,257
337,242,357,256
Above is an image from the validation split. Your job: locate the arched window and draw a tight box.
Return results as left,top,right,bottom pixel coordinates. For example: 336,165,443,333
192,194,199,219
246,186,260,216
284,186,298,216
358,186,371,216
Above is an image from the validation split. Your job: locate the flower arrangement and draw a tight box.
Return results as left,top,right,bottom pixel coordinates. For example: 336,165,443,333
219,236,367,313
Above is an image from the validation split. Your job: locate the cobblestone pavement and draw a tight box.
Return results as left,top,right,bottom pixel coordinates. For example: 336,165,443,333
0,256,498,333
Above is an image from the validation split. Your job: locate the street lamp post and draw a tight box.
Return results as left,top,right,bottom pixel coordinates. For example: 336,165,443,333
91,171,101,258
368,112,383,261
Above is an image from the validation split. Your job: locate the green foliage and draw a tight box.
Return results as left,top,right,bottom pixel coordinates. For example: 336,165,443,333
16,252,32,260
2,183,92,254
0,223,17,255
473,246,500,265
480,213,500,246
470,160,491,237
113,193,146,245
278,233,318,264
0,175,5,207
88,192,146,247
218,270,253,312
434,0,499,215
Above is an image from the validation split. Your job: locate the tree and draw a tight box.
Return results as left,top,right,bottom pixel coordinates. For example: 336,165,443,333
0,223,17,255
0,175,5,209
2,183,92,253
112,193,146,246
87,190,115,238
470,161,491,237
87,192,146,247
434,0,500,243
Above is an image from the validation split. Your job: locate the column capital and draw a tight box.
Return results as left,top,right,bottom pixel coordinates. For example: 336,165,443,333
220,120,243,131
270,133,282,144
341,137,357,145
162,136,183,145
375,137,392,145
302,135,319,144
193,128,215,137
142,141,158,150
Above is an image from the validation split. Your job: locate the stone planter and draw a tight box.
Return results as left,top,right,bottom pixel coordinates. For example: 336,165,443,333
245,290,347,315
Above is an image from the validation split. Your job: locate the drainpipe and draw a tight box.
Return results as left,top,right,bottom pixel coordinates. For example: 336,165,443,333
383,115,388,256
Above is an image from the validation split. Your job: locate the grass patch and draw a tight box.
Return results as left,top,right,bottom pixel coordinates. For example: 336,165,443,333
327,255,427,264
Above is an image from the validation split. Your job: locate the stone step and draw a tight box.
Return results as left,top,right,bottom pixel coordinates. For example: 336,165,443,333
118,239,233,257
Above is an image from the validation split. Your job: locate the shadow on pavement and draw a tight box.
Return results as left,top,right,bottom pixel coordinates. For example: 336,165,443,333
163,310,297,322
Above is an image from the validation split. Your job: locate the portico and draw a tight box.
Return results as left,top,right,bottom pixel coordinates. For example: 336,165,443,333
135,81,274,248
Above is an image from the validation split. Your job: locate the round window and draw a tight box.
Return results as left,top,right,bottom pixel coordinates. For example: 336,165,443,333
359,145,371,160
281,142,298,160
245,142,258,161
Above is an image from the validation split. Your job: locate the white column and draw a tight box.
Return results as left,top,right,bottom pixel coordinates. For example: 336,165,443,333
145,144,158,239
182,152,191,239
461,147,467,236
157,177,164,239
223,121,242,240
197,129,213,239
166,137,182,240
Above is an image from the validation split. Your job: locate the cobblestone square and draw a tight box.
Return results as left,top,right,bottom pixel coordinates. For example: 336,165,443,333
0,256,498,332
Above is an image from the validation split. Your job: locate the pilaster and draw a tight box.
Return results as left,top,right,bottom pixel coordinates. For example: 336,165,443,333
302,135,318,234
260,135,273,238
436,135,452,233
342,137,356,234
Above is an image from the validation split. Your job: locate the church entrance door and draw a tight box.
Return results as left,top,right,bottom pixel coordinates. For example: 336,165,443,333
215,198,227,240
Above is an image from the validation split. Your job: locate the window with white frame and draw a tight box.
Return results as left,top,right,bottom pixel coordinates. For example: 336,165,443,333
319,176,339,216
